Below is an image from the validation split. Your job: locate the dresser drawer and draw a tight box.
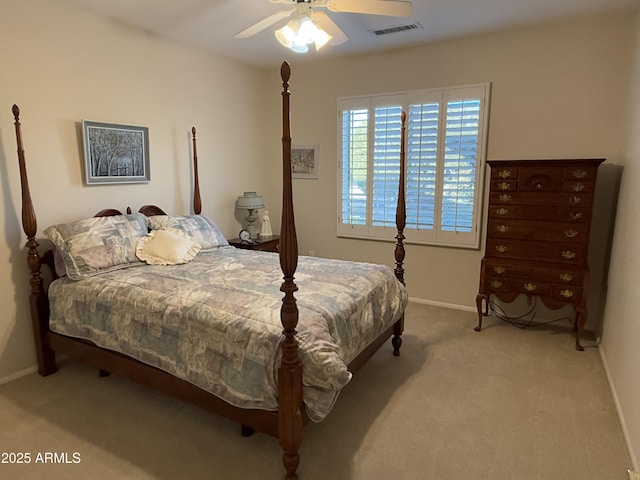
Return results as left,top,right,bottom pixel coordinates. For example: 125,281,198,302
486,239,587,264
490,179,518,193
483,276,550,296
550,284,584,304
489,192,594,207
487,203,589,223
491,166,518,180
563,165,598,181
563,180,595,194
487,219,589,243
518,167,563,192
481,259,585,285
483,275,584,305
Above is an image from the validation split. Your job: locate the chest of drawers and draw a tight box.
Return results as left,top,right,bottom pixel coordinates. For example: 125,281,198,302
475,159,604,350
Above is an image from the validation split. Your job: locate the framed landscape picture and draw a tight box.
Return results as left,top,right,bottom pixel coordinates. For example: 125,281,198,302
82,120,150,185
291,145,319,179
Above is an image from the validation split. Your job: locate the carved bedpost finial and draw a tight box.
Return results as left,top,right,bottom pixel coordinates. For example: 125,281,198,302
12,104,20,119
191,126,202,215
281,61,290,84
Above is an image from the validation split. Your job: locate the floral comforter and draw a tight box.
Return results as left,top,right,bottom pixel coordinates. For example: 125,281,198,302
48,246,408,421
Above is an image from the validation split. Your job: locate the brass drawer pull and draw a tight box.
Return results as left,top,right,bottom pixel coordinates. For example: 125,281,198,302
572,183,585,192
564,229,578,238
498,170,511,179
524,283,536,292
496,208,509,216
498,194,512,202
569,195,582,205
562,250,577,260
498,182,511,191
497,225,509,234
559,273,574,282
572,170,587,179
496,245,508,253
570,211,583,220
493,266,506,274
490,280,503,289
560,289,574,298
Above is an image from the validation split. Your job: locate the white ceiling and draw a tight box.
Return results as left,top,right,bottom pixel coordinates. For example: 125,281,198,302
61,0,639,68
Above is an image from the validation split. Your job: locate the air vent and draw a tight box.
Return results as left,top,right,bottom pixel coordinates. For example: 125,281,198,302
370,22,423,36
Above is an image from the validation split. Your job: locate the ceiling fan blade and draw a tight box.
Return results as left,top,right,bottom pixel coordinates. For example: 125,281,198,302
327,0,413,17
311,11,348,45
234,8,294,39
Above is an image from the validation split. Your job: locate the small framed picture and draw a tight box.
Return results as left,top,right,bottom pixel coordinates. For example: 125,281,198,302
291,145,319,179
82,120,150,185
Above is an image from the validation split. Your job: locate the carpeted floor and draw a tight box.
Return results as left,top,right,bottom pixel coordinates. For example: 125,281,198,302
0,302,632,479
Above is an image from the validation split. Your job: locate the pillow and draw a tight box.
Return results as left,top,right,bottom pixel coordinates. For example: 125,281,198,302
136,228,201,265
43,214,149,280
147,215,228,250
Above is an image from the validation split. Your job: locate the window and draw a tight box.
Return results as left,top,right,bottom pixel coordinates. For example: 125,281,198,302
338,84,490,248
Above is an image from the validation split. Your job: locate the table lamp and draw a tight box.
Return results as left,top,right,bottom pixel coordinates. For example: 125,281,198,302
235,191,264,238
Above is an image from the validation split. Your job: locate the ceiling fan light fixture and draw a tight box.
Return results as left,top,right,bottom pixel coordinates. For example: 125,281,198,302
275,15,332,53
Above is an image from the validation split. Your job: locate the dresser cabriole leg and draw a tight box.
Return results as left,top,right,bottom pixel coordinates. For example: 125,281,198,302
475,294,488,332
575,307,586,351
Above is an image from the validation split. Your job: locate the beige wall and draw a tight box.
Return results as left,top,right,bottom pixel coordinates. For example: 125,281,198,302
601,10,640,471
0,0,272,379
266,13,634,319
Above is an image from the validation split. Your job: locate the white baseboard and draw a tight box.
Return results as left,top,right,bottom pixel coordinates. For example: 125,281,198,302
600,346,638,471
408,297,476,313
0,364,37,386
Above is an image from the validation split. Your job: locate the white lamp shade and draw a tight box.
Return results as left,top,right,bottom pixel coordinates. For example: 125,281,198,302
235,191,265,210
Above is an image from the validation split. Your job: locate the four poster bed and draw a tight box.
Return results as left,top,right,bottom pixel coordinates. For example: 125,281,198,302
12,61,408,480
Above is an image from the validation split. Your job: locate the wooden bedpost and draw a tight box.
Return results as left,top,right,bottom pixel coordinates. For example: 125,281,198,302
191,127,202,215
277,61,303,480
12,104,56,376
392,111,407,356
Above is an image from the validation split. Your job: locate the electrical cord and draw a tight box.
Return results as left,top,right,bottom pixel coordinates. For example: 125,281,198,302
488,297,572,329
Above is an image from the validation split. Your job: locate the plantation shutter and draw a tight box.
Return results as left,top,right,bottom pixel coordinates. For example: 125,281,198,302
340,107,369,226
406,102,439,231
372,105,403,227
441,97,481,233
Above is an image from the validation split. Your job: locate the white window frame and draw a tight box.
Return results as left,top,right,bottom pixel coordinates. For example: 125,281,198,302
337,83,491,249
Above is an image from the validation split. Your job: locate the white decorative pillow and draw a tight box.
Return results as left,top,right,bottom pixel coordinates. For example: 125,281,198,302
147,215,228,250
43,214,149,280
136,228,201,265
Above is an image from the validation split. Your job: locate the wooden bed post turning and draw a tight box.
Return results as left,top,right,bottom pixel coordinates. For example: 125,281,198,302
191,127,202,215
12,104,56,376
392,111,407,356
278,61,303,480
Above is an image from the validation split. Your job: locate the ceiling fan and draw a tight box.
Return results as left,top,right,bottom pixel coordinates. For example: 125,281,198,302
235,0,413,51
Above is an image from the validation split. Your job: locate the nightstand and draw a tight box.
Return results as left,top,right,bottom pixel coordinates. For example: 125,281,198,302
228,235,279,253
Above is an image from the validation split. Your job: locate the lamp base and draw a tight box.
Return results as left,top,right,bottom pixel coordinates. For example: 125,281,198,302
245,209,259,239
247,223,259,239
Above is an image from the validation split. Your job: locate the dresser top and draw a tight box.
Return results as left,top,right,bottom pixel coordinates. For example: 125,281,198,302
487,158,605,167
